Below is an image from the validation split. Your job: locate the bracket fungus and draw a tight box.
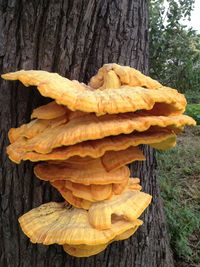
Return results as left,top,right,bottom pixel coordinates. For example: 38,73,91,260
6,112,194,154
34,160,130,185
7,129,176,164
18,202,143,257
88,190,152,229
2,66,187,115
2,63,196,257
31,101,68,120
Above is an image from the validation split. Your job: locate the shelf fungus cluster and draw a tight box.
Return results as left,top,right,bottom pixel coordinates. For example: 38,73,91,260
2,63,196,257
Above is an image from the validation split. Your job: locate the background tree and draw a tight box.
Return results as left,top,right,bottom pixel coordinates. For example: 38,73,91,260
149,0,200,93
0,1,174,266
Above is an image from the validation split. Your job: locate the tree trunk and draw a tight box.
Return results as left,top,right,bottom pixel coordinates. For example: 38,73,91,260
0,1,174,266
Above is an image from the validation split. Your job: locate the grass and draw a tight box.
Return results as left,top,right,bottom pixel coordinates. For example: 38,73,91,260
186,104,200,125
185,90,200,125
156,126,200,265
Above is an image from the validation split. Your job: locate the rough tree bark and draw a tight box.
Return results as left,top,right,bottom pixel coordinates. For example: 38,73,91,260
0,1,174,266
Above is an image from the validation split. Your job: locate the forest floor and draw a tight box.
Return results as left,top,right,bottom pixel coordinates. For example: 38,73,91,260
156,126,200,267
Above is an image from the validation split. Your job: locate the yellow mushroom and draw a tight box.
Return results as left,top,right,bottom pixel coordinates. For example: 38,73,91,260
89,63,161,89
34,159,130,185
8,115,68,143
50,178,140,205
6,113,195,155
63,221,142,257
2,67,187,115
31,101,67,120
101,146,145,171
18,202,143,247
7,129,177,164
88,190,152,229
3,63,196,258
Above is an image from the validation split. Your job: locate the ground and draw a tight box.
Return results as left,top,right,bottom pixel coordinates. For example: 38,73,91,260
156,126,200,267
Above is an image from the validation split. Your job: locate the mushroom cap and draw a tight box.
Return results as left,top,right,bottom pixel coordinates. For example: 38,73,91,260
101,146,145,171
51,180,113,203
18,202,143,246
89,63,161,90
7,113,195,154
31,101,89,121
6,129,177,164
51,185,93,209
62,221,141,257
31,101,67,120
127,183,142,191
34,159,130,185
48,145,145,172
88,190,152,229
2,68,187,115
67,181,115,201
63,243,108,257
110,177,133,195
8,115,68,143
51,178,137,204
8,105,88,144
51,178,141,208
